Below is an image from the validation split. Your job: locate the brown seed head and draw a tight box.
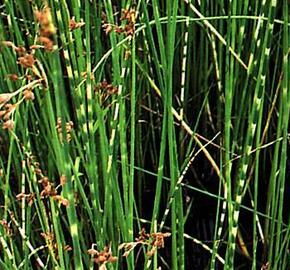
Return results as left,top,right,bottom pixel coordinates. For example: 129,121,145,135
18,54,35,68
69,17,85,31
114,26,124,34
6,74,19,81
95,255,107,264
15,46,26,55
102,23,113,35
35,7,56,37
2,119,14,130
37,36,54,51
23,89,35,101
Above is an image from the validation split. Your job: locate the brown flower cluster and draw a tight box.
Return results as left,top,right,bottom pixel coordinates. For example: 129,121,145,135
41,231,56,252
3,43,48,94
56,118,74,143
39,176,69,207
35,6,56,51
119,228,171,258
3,41,37,70
23,155,67,206
146,231,171,257
0,97,17,131
94,79,118,105
102,8,136,37
39,176,57,197
2,6,54,100
30,157,42,176
88,245,117,269
69,17,85,31
41,231,72,258
120,8,136,37
18,54,35,68
95,79,118,95
23,88,35,101
0,84,37,130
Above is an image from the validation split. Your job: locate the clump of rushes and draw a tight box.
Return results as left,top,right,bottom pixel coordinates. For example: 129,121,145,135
0,1,288,269
87,245,117,270
119,228,171,258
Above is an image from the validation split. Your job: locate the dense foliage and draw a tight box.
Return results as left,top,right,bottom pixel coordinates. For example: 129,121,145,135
0,0,289,269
